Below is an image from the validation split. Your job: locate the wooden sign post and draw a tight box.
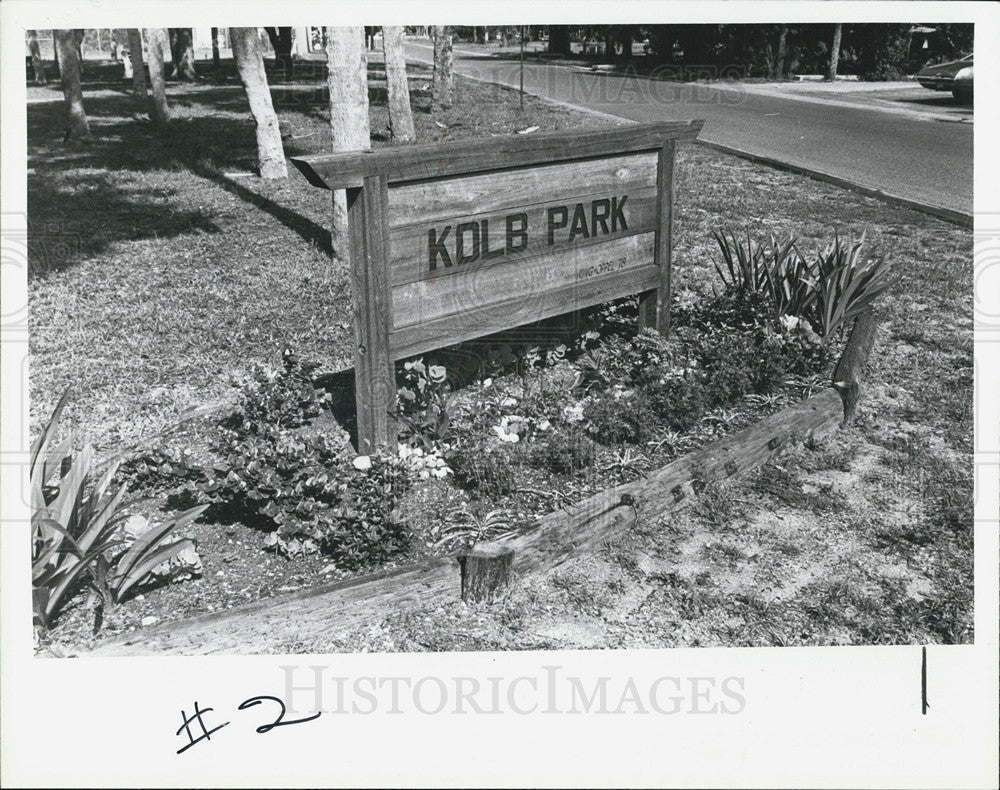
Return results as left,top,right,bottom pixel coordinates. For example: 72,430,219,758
291,120,704,453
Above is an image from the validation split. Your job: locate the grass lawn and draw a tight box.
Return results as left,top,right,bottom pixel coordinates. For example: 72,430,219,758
27,56,972,653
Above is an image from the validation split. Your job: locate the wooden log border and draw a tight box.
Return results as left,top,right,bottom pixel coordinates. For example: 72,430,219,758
291,121,704,452
89,310,880,656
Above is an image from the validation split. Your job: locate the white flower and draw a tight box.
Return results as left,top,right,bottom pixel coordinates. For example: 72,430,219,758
482,378,493,388
428,365,447,384
352,455,372,471
538,419,551,431
780,314,800,331
501,396,518,408
492,422,520,443
563,404,585,423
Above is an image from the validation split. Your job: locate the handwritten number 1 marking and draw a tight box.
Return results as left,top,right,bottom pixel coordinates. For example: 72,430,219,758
238,695,322,733
921,646,929,715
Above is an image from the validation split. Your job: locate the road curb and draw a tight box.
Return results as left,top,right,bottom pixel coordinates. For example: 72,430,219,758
405,50,972,229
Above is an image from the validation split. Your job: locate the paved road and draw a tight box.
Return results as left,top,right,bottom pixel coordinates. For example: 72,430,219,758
406,43,973,216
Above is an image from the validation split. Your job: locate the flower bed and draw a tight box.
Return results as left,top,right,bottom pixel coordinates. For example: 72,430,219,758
31,227,898,653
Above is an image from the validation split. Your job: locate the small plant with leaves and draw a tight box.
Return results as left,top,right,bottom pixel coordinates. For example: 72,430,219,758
224,347,332,435
529,428,597,476
432,509,521,553
322,452,412,567
31,392,204,631
396,358,456,451
449,439,519,499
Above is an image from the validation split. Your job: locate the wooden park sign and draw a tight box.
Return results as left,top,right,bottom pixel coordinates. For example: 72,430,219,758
291,120,704,453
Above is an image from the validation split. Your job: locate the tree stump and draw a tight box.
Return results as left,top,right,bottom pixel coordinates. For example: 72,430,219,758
457,544,514,603
833,309,881,423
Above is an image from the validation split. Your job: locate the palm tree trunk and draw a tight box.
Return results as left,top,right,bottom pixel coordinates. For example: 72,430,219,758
170,28,198,80
144,29,171,126
211,28,221,69
126,29,148,117
826,23,842,81
774,25,788,78
382,26,415,143
54,29,91,141
325,26,370,264
432,25,453,110
231,28,287,179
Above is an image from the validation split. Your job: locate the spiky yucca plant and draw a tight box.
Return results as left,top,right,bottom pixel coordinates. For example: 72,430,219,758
31,392,206,631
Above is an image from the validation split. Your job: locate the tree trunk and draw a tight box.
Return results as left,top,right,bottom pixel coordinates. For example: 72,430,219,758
382,26,415,144
431,25,453,110
54,29,91,142
325,26,370,265
211,27,220,69
126,29,148,117
827,23,842,81
616,27,633,63
548,26,572,57
264,27,293,79
28,31,48,84
143,28,171,126
170,28,197,81
653,25,672,65
774,25,788,78
231,28,287,179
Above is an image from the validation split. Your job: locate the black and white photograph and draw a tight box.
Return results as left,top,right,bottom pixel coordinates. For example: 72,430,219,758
1,1,997,787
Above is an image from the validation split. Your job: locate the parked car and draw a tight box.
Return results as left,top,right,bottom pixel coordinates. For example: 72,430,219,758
916,53,973,101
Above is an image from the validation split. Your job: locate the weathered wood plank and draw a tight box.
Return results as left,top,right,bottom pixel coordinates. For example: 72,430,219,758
391,233,656,330
86,388,843,656
348,176,396,453
638,140,675,336
290,120,705,189
390,260,660,360
832,309,882,423
386,152,657,229
388,188,658,288
505,387,844,575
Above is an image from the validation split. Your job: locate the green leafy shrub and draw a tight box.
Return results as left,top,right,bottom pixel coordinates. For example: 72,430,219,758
449,441,518,498
134,349,416,566
118,446,207,495
529,429,596,475
639,377,709,432
223,347,332,435
323,453,412,566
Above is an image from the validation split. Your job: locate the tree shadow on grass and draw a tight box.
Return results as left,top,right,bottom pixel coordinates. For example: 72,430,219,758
27,57,437,279
27,90,334,278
